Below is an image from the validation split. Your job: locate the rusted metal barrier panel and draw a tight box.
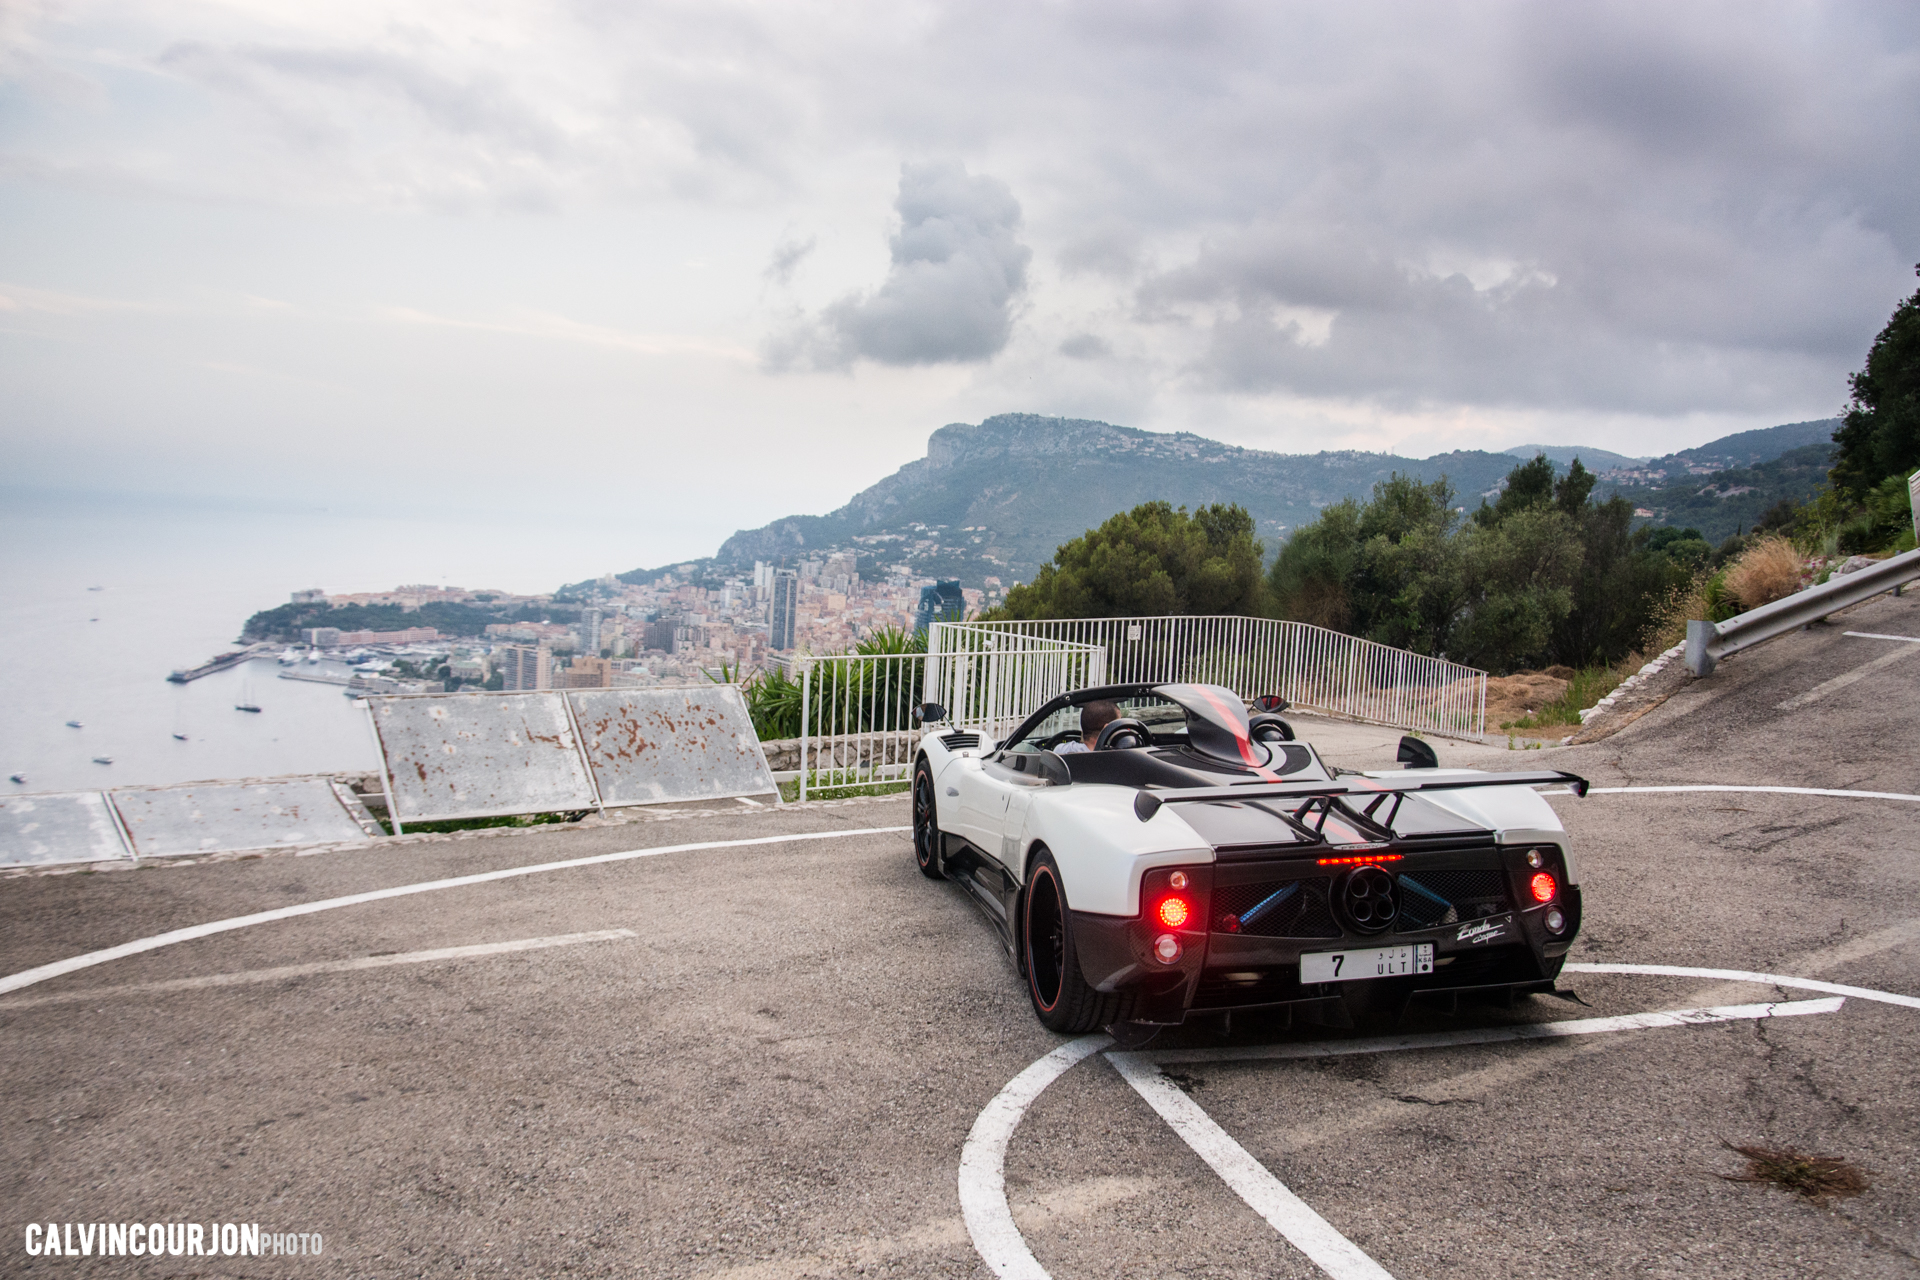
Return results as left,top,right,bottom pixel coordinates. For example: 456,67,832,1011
0,792,131,867
367,692,595,823
111,779,370,858
570,687,776,806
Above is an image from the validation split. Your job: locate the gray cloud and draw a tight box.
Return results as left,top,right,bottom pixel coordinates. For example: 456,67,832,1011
1058,333,1112,360
767,161,1030,369
8,0,1920,504
764,234,816,286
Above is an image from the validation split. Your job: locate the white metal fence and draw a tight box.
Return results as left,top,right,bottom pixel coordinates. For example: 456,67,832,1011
792,632,1105,799
793,651,927,801
787,615,1485,800
923,627,1107,740
934,616,1487,740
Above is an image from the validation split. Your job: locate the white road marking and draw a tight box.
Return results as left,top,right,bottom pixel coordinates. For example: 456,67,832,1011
1544,784,1920,803
959,1033,1110,1280
0,826,910,997
1776,643,1920,709
708,1175,1163,1280
1102,998,1838,1280
1119,998,1845,1067
0,929,638,1010
1108,1051,1397,1280
1844,631,1920,643
1565,963,1920,1010
966,987,1868,1279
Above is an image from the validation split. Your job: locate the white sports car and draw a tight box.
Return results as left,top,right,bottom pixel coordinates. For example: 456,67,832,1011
911,682,1587,1035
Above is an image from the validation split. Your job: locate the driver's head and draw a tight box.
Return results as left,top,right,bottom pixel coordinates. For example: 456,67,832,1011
1080,700,1120,747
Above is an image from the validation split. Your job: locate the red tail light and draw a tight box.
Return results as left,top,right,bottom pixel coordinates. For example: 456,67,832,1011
1156,896,1192,929
1529,871,1557,903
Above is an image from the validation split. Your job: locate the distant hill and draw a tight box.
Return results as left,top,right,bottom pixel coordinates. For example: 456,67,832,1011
1606,442,1836,544
616,413,1844,590
1637,418,1838,477
674,414,1521,588
1504,444,1649,470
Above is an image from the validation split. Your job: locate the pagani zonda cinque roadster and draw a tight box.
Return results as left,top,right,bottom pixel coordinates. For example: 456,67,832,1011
910,683,1586,1035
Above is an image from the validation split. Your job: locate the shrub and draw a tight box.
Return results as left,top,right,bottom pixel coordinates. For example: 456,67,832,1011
1722,535,1804,611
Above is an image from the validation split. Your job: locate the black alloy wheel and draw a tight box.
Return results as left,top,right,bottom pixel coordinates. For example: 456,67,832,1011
1022,850,1128,1033
912,759,944,880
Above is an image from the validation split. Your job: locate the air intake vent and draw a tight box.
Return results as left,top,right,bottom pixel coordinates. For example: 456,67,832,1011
940,732,981,750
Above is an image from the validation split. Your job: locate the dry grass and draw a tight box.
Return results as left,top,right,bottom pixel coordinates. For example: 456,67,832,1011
1721,1142,1869,1203
1491,664,1631,734
1486,669,1571,729
1643,574,1712,654
1723,535,1805,611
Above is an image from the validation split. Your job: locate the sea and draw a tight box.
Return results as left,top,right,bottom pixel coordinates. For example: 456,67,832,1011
1,491,682,796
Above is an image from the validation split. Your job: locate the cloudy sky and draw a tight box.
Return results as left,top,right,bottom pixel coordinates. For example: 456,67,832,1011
3,0,1916,561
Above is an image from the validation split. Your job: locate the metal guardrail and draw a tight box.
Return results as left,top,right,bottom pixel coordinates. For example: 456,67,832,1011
1686,546,1920,677
935,616,1488,740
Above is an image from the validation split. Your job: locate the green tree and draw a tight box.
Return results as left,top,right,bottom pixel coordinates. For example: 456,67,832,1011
1472,452,1555,526
1349,475,1465,655
997,501,1265,619
1266,498,1362,630
1271,455,1691,673
1453,505,1584,672
1831,267,1920,498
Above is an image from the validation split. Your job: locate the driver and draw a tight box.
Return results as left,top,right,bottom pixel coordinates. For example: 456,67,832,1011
1054,700,1120,754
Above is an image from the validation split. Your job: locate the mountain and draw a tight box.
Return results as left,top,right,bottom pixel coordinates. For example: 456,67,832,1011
1504,444,1649,470
685,414,1522,588
619,412,1844,591
1635,418,1838,478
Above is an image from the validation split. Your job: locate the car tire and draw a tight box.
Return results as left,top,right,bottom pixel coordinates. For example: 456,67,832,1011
1023,850,1129,1033
912,758,945,880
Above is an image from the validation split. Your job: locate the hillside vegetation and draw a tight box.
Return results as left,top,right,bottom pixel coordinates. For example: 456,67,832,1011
242,599,567,643
1268,456,1697,673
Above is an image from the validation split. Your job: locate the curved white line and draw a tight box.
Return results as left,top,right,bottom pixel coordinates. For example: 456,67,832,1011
1564,963,1920,1010
0,826,910,997
959,1033,1111,1279
967,965,1920,1278
1548,785,1920,803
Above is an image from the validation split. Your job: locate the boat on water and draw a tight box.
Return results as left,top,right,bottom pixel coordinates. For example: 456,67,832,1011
173,733,189,741
8,774,24,784
306,648,322,663
65,720,83,729
278,648,301,664
235,702,263,713
92,756,113,765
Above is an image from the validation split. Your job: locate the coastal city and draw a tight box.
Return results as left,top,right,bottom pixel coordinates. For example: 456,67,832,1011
206,556,1000,696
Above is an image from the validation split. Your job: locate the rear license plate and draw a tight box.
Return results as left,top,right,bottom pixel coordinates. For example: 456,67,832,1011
1301,943,1434,984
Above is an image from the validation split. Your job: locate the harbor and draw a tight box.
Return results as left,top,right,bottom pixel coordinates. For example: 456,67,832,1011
166,643,272,683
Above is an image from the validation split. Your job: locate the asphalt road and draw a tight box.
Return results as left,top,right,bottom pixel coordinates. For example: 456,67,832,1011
4,589,1919,1278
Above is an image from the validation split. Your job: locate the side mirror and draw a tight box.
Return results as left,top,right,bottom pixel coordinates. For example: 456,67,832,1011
1397,735,1439,770
1253,694,1291,713
915,702,948,725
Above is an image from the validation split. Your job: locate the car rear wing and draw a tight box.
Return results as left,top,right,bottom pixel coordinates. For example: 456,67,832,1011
1131,770,1589,823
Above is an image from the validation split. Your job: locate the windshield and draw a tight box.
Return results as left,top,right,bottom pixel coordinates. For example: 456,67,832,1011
1005,693,1188,753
